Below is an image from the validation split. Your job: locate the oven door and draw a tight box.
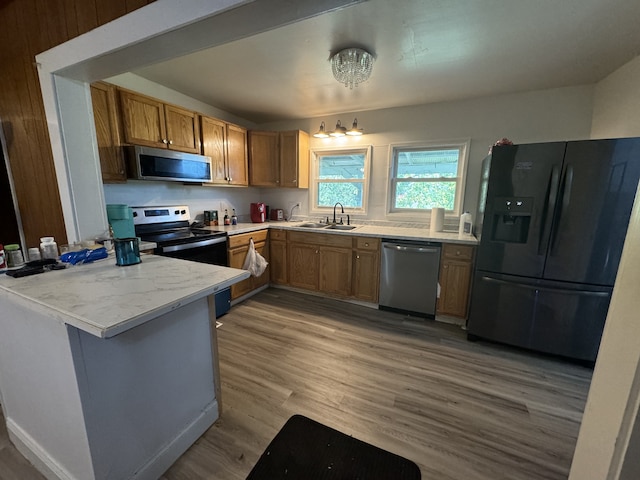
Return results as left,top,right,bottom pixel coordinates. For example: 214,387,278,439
156,236,228,265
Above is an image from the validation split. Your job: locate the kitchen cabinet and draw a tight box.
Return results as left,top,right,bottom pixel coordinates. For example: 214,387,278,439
90,81,126,182
201,116,248,186
228,229,269,300
119,88,201,154
269,229,288,285
248,130,309,188
287,231,365,299
437,243,475,319
352,237,380,303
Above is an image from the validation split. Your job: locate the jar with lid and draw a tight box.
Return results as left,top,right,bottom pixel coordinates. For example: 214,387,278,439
40,236,59,260
5,244,24,268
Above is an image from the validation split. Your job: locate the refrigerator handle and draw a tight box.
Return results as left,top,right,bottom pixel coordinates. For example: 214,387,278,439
550,164,574,254
538,165,561,255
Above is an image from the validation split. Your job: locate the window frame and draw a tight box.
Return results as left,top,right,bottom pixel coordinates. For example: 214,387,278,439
387,139,470,218
309,145,372,215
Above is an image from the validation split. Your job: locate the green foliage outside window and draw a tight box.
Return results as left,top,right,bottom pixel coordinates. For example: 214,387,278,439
394,181,456,210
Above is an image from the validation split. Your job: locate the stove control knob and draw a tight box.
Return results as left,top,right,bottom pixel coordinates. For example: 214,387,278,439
181,209,186,215
174,210,180,215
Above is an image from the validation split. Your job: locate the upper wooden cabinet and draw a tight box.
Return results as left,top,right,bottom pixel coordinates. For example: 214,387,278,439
119,89,201,154
90,82,126,183
201,116,248,186
248,130,309,188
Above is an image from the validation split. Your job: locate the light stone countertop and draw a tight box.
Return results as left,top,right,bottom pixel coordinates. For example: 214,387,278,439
0,253,249,338
201,221,478,245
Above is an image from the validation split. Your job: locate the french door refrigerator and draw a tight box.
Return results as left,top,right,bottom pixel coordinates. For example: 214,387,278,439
467,138,640,362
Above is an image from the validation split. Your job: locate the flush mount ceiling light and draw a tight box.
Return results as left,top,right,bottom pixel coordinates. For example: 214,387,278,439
331,47,374,89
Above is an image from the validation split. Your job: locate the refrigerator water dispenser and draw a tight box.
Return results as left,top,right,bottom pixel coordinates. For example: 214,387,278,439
490,197,533,243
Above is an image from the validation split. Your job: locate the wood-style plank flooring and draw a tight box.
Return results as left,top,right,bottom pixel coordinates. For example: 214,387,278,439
0,288,592,480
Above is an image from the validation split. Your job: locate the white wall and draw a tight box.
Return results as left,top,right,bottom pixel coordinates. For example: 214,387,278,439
570,55,640,480
591,55,640,139
105,83,594,226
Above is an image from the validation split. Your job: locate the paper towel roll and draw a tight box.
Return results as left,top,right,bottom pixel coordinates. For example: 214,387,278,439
430,207,445,233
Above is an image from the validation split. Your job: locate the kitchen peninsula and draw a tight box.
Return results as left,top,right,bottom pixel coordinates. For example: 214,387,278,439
0,254,249,480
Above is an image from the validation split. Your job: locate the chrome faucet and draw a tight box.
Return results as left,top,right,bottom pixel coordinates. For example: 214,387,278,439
333,202,344,224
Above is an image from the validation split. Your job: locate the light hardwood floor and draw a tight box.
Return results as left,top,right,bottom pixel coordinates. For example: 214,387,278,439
0,288,592,480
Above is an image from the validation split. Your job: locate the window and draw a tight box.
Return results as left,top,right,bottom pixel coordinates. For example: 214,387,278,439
389,140,469,216
310,146,371,212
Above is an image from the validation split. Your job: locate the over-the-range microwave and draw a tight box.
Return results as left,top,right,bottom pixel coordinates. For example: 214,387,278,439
125,145,212,183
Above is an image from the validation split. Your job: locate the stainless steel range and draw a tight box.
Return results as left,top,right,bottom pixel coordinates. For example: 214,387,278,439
133,205,231,317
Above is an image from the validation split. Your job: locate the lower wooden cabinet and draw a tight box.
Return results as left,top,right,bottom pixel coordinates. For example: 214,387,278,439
228,229,269,300
437,243,476,319
269,229,288,285
352,238,380,303
279,231,380,302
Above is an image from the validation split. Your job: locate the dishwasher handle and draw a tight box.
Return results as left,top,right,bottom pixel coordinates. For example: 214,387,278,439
382,243,440,254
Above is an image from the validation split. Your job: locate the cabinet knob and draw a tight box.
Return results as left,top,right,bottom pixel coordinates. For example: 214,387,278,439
228,177,232,182
456,250,461,256
364,242,369,247
356,255,360,259
168,140,173,145
162,139,168,144
444,265,449,269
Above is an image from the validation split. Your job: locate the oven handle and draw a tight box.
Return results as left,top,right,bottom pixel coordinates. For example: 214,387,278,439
159,236,227,253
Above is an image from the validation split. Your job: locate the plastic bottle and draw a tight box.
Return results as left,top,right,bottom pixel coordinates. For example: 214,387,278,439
28,247,42,261
224,209,230,226
459,211,473,236
40,236,59,259
5,244,24,268
231,209,238,225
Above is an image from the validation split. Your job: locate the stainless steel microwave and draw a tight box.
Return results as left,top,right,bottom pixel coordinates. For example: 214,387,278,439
126,146,212,183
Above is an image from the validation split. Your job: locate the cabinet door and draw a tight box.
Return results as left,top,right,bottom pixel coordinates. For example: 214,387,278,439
252,240,270,290
119,90,167,148
280,130,309,188
226,124,248,186
270,240,288,285
90,82,126,182
229,245,253,299
319,247,352,296
164,104,200,153
249,131,279,187
289,243,319,290
201,116,228,184
353,250,379,303
437,259,473,318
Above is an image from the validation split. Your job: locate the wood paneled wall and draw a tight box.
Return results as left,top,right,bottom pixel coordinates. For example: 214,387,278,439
0,0,155,249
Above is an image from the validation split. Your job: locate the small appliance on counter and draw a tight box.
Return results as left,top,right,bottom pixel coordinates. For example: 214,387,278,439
106,204,135,238
270,209,284,221
250,203,266,223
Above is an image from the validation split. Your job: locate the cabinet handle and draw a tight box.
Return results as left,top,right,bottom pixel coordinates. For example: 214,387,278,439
168,140,173,145
228,177,232,182
162,139,168,144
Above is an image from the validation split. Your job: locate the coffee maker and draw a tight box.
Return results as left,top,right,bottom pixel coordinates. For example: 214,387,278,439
250,203,266,223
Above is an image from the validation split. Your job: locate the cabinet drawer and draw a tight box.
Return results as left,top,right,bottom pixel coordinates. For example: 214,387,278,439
270,229,287,241
354,237,380,251
442,244,475,261
288,231,352,248
228,229,268,249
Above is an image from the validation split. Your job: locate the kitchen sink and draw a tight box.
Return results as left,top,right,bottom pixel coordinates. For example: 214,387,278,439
325,225,357,230
298,222,328,228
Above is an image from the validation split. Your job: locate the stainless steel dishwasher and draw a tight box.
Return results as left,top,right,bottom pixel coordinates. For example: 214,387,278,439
379,240,441,317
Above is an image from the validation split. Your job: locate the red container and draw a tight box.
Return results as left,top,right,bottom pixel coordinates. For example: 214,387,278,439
250,203,266,223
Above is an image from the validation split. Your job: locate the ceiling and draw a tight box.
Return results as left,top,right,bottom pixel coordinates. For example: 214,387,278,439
130,0,640,124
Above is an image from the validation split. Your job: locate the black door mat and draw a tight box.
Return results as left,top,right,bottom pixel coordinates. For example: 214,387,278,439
246,414,421,479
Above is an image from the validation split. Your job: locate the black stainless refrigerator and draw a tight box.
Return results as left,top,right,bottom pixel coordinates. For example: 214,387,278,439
467,138,640,362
